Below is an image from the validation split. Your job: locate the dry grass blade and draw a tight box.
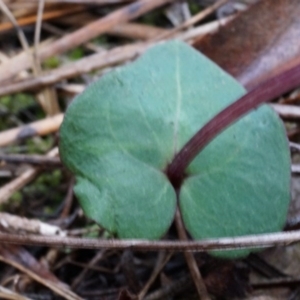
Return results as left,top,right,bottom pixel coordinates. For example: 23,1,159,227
153,0,229,41
24,0,135,3
271,104,300,119
175,209,210,300
0,285,31,300
138,252,173,299
71,250,106,289
0,43,150,96
0,6,83,33
0,0,174,82
31,0,60,115
0,19,232,97
0,0,30,53
108,22,168,40
0,246,83,300
0,0,60,115
292,165,300,174
0,0,297,297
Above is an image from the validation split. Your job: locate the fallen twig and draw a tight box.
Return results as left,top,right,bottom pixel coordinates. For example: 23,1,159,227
0,6,84,33
0,0,174,81
1,229,300,251
271,104,300,119
175,208,210,300
0,18,232,97
0,153,61,167
0,245,83,300
153,0,229,41
0,212,66,236
0,286,31,300
0,43,150,96
0,114,63,147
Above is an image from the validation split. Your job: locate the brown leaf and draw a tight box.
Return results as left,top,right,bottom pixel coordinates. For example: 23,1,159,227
193,0,300,88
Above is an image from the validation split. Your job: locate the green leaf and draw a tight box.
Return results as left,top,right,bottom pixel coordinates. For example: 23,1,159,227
73,152,175,239
59,41,290,254
180,104,290,257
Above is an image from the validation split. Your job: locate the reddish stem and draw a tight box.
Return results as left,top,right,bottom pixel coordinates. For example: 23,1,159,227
167,62,300,188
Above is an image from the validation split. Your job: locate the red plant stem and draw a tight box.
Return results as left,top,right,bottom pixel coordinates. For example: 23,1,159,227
167,62,300,187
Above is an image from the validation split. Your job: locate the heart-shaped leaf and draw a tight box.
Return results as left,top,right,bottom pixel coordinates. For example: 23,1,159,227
59,41,290,256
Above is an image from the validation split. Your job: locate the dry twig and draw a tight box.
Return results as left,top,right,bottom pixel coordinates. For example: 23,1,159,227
0,0,174,81
138,251,173,299
0,6,83,33
0,18,232,97
0,285,31,300
175,209,210,300
3,228,300,252
0,114,63,147
0,212,66,236
153,0,229,41
0,246,83,300
271,104,300,119
33,0,60,115
0,153,61,167
0,43,150,96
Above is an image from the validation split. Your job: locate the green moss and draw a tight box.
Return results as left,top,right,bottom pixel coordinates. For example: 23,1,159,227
0,191,23,213
23,170,64,214
25,136,54,154
0,93,37,131
138,9,170,27
34,170,62,191
10,191,22,204
0,93,35,114
43,56,60,69
92,35,108,46
67,47,84,60
83,224,102,238
188,0,202,14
